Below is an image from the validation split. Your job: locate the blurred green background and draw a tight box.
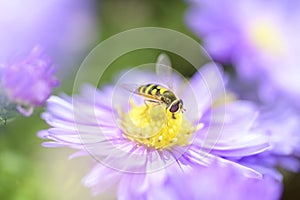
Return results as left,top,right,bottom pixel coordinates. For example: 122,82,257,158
0,0,299,199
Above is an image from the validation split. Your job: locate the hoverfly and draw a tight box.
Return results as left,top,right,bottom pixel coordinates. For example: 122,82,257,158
134,83,183,119
125,54,184,119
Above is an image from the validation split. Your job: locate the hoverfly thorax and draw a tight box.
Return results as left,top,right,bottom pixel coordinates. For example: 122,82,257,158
160,91,176,105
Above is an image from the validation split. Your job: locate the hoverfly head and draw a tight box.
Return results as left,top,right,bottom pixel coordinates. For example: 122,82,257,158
168,99,183,113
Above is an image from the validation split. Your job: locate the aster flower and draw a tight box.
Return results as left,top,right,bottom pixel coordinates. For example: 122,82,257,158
0,45,59,117
236,103,300,181
38,55,270,198
0,0,98,77
185,0,300,105
185,0,300,178
169,162,283,200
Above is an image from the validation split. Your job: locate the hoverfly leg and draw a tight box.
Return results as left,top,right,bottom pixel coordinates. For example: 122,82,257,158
141,99,160,115
172,113,176,119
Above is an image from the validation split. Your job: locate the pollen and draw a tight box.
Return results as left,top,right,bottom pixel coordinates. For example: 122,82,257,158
119,100,200,149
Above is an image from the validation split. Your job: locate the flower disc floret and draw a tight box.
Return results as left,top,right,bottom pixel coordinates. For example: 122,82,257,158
120,100,199,149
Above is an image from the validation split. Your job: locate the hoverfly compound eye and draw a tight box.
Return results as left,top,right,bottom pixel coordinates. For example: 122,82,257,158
169,101,181,113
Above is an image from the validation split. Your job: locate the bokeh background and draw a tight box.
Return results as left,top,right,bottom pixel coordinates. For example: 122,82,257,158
0,0,299,199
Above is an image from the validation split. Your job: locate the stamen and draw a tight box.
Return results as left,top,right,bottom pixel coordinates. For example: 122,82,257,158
120,100,200,149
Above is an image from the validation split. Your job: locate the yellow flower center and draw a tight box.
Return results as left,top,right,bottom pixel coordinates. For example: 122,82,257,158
119,100,200,149
249,20,286,56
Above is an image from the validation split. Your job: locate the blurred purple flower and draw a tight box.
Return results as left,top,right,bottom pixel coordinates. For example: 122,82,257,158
186,0,300,105
38,58,271,198
169,162,282,200
186,0,300,179
237,103,300,180
1,45,59,116
0,0,98,78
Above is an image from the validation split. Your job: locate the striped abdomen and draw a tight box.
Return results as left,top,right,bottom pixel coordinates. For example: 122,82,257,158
137,84,169,98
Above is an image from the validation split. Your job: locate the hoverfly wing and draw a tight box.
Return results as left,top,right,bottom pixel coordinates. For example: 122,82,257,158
120,83,140,94
156,53,171,71
155,53,173,90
